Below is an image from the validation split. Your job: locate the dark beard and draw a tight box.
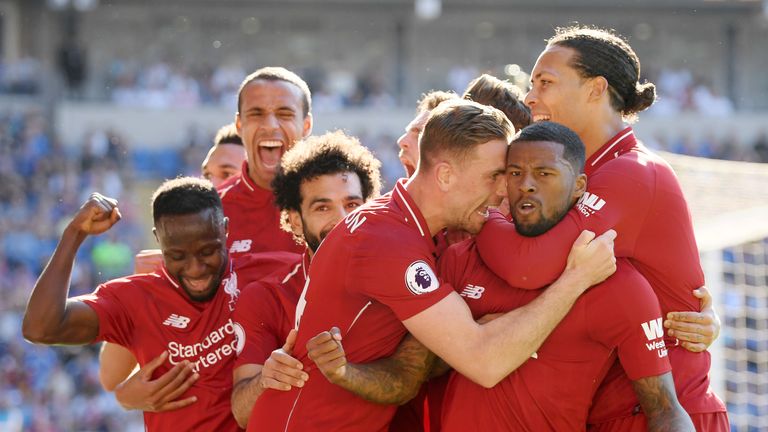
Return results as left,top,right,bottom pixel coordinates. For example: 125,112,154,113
302,216,333,253
305,231,322,254
515,207,570,237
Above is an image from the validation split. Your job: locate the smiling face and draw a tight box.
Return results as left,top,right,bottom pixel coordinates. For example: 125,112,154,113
288,171,365,254
397,110,430,177
525,45,592,135
506,140,586,236
154,208,228,302
201,143,246,188
446,138,509,235
236,79,313,190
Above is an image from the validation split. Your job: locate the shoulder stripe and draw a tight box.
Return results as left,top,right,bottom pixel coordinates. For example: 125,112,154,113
218,181,238,198
281,262,303,284
347,301,373,333
591,129,634,167
395,187,426,237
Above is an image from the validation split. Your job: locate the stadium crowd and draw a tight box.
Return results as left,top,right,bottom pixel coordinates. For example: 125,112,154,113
5,21,767,431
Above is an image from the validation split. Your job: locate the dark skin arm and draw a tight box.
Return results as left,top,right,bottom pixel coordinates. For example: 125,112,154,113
22,193,121,345
307,329,435,405
632,372,695,432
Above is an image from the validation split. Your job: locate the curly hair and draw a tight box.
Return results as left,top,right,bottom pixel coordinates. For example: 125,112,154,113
271,131,382,240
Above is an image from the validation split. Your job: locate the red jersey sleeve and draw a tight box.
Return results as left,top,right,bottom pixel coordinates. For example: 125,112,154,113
588,260,671,381
233,281,284,367
475,162,650,289
77,281,136,347
437,239,475,290
346,246,453,321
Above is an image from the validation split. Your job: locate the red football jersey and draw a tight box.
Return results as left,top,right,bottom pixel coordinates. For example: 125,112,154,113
78,253,291,432
218,161,304,257
247,180,454,432
233,252,306,368
438,240,671,431
475,127,726,418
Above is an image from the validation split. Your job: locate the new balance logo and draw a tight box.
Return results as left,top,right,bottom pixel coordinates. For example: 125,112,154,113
229,239,252,253
163,314,191,329
641,318,664,341
460,284,485,299
576,192,606,217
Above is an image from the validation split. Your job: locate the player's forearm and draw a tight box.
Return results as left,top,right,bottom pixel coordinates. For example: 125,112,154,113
632,373,695,432
22,226,87,344
469,269,587,387
99,343,139,392
476,211,575,289
333,337,435,405
231,375,267,428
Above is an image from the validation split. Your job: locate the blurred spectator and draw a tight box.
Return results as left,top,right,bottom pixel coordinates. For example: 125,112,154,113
648,67,734,116
0,58,42,95
0,110,144,430
753,131,768,163
103,59,398,110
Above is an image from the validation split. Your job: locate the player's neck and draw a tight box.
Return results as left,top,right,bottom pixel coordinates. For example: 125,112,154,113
246,166,271,191
581,112,628,159
404,176,446,238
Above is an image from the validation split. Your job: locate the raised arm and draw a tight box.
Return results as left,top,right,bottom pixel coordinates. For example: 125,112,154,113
404,229,617,388
22,193,121,345
632,373,695,431
307,330,434,405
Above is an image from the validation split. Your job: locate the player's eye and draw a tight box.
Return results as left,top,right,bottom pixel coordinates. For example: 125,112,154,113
347,201,362,209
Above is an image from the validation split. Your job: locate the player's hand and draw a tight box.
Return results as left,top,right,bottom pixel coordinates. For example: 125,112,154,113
68,193,122,236
260,329,308,391
564,229,617,290
306,327,347,385
134,249,163,274
114,351,199,412
664,286,721,352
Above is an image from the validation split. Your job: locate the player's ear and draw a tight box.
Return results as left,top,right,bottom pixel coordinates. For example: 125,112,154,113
235,112,243,137
223,216,229,238
152,227,159,244
434,161,453,193
302,113,313,138
588,76,609,103
573,173,587,200
287,210,304,239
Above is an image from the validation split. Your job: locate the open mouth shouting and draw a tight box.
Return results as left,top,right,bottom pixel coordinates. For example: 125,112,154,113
258,140,284,170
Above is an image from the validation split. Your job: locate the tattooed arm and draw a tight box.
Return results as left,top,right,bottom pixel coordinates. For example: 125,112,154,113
306,329,435,405
631,372,695,432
